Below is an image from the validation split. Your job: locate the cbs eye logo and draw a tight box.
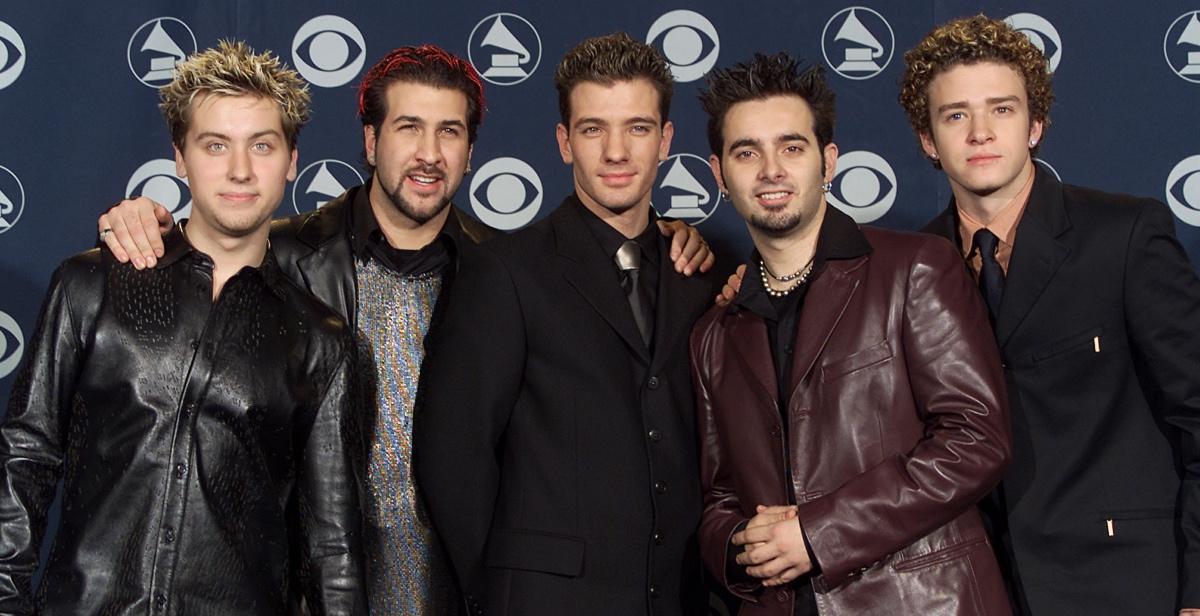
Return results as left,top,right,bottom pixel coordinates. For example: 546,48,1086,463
292,15,367,88
646,10,719,83
127,17,197,88
0,310,23,380
1004,13,1062,72
126,160,191,222
0,165,25,235
0,21,27,90
1166,154,1200,227
468,13,542,86
468,157,543,231
292,159,363,214
825,150,897,224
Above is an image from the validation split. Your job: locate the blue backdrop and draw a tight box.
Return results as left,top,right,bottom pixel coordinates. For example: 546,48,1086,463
1,1,1198,434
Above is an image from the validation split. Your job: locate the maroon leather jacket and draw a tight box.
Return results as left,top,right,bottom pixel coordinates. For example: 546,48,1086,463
690,223,1011,615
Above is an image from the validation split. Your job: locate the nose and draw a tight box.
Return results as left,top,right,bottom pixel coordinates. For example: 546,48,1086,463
759,151,785,182
228,148,252,183
415,130,443,167
968,115,994,145
603,132,630,164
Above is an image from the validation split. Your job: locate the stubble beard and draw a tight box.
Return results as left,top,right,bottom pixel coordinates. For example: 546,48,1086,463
382,179,453,225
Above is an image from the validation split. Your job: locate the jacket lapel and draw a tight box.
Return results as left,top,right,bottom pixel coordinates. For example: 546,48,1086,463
995,170,1072,347
725,309,779,414
787,257,865,395
553,199,651,365
295,196,357,327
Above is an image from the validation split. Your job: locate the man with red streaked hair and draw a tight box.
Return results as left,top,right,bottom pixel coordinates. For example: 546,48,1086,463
96,44,713,615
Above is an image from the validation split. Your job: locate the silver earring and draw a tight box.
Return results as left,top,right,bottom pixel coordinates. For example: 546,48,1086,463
718,191,728,202
930,152,939,161
1029,140,1037,147
821,182,832,193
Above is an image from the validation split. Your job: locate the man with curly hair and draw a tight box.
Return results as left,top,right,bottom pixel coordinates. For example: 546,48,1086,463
901,14,1200,615
0,41,366,614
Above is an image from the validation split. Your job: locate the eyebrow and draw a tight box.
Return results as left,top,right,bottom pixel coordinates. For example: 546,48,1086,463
574,115,660,127
194,129,283,141
727,133,810,152
935,95,1022,114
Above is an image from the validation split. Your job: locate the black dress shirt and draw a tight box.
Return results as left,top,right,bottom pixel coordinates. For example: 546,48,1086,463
577,202,661,323
0,224,366,615
349,181,456,277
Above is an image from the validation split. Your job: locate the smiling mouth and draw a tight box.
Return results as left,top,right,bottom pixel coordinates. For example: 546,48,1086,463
755,190,793,205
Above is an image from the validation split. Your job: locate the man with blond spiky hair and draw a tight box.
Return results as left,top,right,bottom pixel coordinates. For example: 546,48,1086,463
0,40,366,615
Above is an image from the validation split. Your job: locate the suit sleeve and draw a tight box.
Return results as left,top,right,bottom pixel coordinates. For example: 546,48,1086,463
0,264,84,614
296,335,367,615
414,245,526,611
689,314,761,601
796,236,1012,589
1120,201,1200,608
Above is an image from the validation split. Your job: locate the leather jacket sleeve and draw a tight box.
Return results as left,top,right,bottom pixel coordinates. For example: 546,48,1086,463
796,236,1011,589
1122,201,1200,608
690,319,759,601
294,336,368,615
0,261,90,614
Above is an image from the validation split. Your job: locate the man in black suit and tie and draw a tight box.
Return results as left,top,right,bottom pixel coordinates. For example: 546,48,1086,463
900,14,1200,615
415,33,715,616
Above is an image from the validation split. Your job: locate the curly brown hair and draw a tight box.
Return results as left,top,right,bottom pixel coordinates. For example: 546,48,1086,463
898,15,1053,161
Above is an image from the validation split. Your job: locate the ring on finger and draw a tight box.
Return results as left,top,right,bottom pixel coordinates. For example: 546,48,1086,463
99,228,113,241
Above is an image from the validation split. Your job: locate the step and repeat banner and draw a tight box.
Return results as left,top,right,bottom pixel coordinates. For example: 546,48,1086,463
1,2,1198,414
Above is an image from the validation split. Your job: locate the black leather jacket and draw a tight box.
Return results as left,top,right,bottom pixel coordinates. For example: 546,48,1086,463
0,226,366,615
268,183,497,327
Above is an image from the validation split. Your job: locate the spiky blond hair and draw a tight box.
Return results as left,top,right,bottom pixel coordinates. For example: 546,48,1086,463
159,39,311,150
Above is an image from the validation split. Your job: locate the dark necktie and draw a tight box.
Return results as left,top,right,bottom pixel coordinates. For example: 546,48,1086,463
615,240,653,346
973,228,1005,321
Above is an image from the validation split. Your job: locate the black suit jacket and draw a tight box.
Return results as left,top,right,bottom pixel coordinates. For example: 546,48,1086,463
415,196,715,616
924,168,1200,614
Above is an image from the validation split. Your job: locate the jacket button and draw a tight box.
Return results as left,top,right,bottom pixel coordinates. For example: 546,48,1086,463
154,593,166,609
653,531,663,545
189,339,200,351
163,526,175,543
769,425,782,438
647,429,662,442
775,589,790,603
649,584,660,598
654,481,667,494
175,463,187,479
647,375,660,389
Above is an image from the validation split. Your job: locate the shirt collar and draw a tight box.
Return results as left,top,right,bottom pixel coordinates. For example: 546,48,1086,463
732,204,871,316
954,167,1034,258
156,221,288,299
575,198,661,266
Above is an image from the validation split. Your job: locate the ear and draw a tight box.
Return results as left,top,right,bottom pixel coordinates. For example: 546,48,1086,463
174,145,187,179
556,123,572,164
658,120,675,161
918,131,938,161
287,147,298,182
822,142,839,185
708,154,727,194
1028,119,1045,148
363,124,378,166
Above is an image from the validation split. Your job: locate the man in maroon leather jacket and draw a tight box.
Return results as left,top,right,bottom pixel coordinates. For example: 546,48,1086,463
690,53,1012,614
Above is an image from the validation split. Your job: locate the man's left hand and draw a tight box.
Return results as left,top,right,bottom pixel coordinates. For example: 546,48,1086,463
657,219,715,275
732,516,813,586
